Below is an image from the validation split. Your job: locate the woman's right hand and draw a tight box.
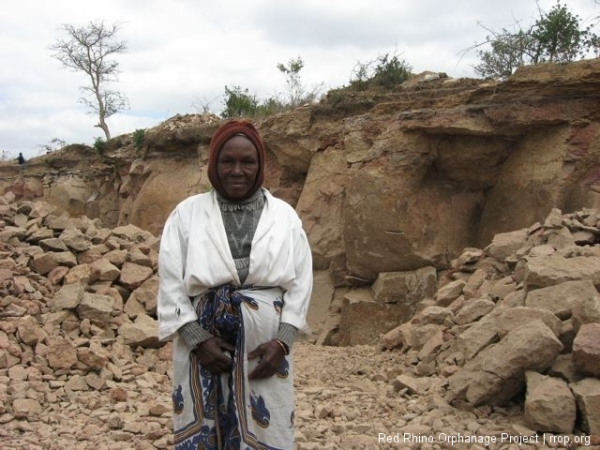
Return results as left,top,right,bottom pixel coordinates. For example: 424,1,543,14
193,337,235,375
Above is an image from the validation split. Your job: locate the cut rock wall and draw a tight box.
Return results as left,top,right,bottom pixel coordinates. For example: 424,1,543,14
2,59,600,350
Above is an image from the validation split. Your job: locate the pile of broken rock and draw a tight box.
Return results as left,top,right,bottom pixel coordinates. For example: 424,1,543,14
0,191,172,449
3,183,600,448
383,207,600,437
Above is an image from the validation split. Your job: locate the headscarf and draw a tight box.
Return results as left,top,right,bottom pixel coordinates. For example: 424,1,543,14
207,120,266,202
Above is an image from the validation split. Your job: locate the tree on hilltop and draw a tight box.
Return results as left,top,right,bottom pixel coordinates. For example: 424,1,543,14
470,1,599,79
50,20,129,140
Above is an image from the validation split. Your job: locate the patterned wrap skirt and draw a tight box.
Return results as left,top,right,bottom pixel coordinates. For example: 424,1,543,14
171,285,294,450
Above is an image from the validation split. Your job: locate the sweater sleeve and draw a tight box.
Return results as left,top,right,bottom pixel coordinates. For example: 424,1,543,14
277,322,298,350
157,207,199,341
178,321,214,349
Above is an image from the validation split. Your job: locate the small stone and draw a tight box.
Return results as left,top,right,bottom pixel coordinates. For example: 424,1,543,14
572,323,600,376
107,412,124,429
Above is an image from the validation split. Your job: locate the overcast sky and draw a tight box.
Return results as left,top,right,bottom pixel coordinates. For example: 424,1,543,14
1,0,598,159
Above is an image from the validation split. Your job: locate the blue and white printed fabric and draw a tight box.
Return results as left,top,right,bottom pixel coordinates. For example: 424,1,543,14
172,285,294,450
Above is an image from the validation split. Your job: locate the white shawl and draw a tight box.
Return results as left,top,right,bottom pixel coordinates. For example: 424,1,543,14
157,188,313,341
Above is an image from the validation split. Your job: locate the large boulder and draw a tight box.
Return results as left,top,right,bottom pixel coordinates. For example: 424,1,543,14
449,320,563,406
43,176,94,217
304,271,334,342
371,266,437,318
295,150,347,270
525,279,598,319
338,288,412,346
524,255,600,290
344,155,485,280
116,159,204,236
456,307,561,361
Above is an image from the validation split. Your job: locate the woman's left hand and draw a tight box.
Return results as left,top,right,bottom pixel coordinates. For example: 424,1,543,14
248,340,285,380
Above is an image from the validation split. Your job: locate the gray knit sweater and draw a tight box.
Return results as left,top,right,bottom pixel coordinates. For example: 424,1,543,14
178,190,297,351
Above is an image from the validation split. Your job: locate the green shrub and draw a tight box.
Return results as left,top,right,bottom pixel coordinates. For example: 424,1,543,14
372,53,411,87
93,137,106,155
350,51,412,91
221,85,260,118
133,128,146,151
473,1,599,79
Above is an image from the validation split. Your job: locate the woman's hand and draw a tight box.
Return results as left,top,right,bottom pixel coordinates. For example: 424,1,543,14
248,340,286,380
193,337,235,375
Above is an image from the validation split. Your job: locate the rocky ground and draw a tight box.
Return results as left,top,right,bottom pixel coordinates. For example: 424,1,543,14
294,344,600,450
2,342,598,450
2,192,600,449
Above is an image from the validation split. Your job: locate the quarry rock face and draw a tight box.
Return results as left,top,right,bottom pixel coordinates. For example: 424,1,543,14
2,59,600,447
3,59,600,286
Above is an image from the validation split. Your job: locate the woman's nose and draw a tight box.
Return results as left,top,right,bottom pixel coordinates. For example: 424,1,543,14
232,162,243,174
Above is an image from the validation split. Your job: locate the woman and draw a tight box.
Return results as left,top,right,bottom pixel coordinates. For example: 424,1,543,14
158,120,313,450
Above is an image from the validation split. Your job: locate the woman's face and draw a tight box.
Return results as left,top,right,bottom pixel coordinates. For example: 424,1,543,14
217,135,259,200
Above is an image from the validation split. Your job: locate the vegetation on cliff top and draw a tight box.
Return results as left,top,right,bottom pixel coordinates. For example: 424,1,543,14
469,1,599,79
29,1,598,158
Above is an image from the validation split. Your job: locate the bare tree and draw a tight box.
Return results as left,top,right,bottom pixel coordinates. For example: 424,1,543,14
50,20,129,140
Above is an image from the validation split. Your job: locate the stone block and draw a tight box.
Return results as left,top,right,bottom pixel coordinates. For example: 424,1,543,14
450,320,563,406
90,258,121,282
77,293,115,327
339,295,413,346
51,283,85,311
525,279,597,320
119,262,153,290
119,313,159,348
571,294,600,333
485,228,528,261
524,255,600,290
457,307,561,361
524,371,575,434
59,224,91,252
372,266,437,306
436,280,466,307
305,271,334,340
31,251,77,274
572,323,600,376
454,297,495,325
571,378,600,435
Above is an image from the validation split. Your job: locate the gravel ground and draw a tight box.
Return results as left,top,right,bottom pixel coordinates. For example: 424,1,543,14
1,342,597,450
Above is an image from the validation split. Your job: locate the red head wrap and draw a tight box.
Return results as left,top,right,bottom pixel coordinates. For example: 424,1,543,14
207,120,266,201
